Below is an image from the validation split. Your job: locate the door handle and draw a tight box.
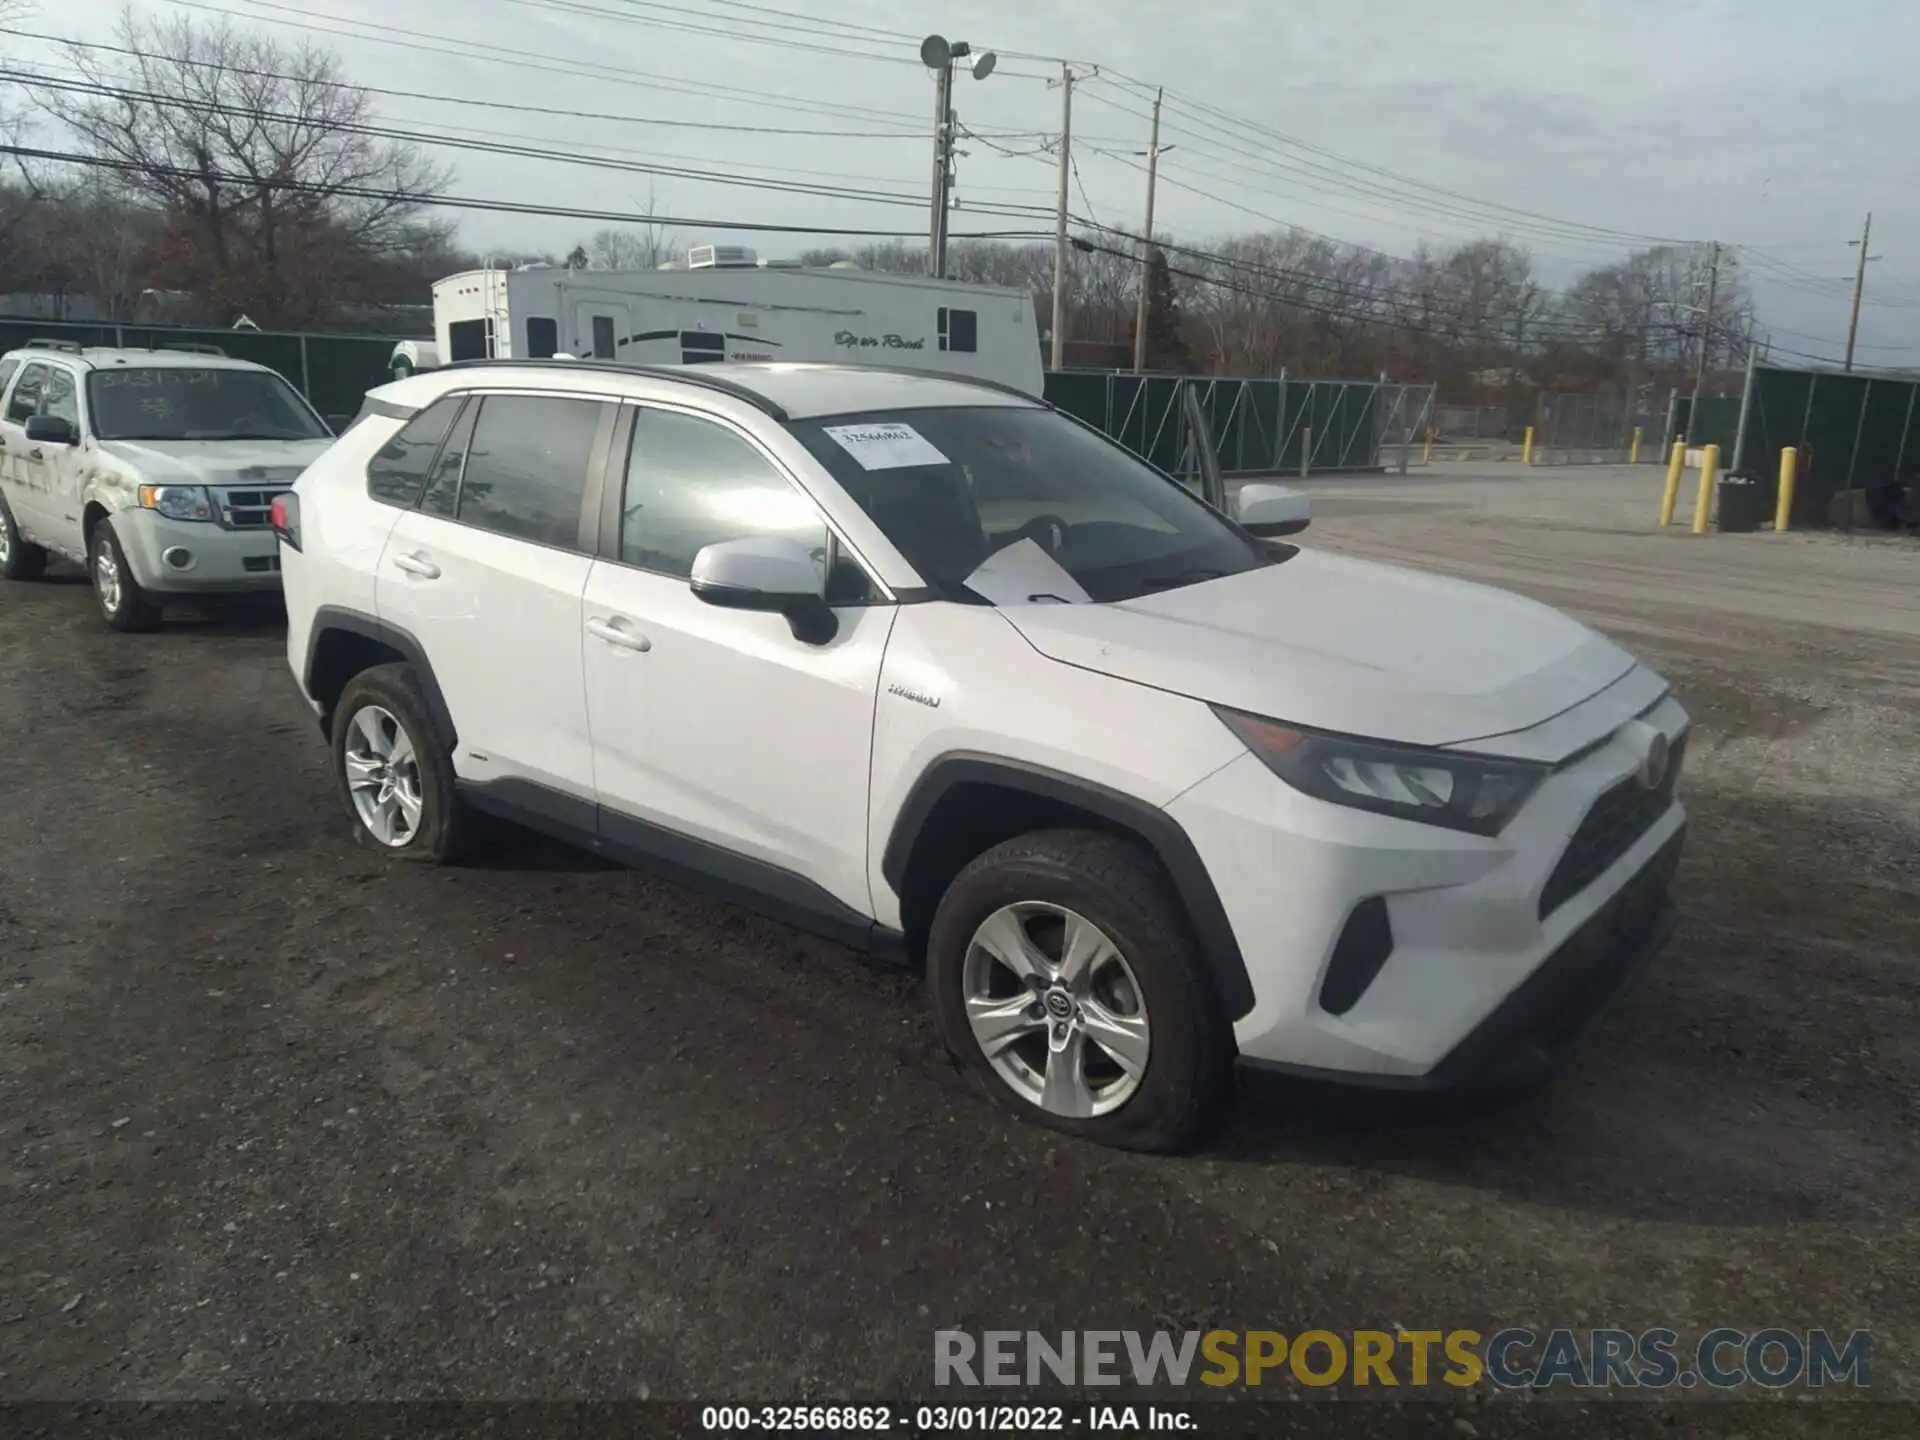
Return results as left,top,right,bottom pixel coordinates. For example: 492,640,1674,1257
586,616,652,652
391,552,441,579
28,448,43,460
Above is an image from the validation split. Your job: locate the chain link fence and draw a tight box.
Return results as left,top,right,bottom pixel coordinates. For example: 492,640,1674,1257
1529,388,1673,463
1045,372,1436,477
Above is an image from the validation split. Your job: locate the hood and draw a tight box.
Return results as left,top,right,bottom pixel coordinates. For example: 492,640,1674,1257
95,438,332,487
998,549,1636,748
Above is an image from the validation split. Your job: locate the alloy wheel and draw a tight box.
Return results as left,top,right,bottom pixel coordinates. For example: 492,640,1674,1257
342,703,425,847
94,542,121,614
960,901,1151,1118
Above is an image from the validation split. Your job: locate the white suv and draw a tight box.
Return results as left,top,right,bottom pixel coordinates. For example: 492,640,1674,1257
276,359,1688,1152
0,341,335,630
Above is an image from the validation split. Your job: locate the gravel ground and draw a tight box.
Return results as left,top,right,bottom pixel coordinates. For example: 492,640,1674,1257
2,464,1915,1430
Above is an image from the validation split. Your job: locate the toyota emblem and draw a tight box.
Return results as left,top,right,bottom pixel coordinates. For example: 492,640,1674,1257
1638,730,1671,791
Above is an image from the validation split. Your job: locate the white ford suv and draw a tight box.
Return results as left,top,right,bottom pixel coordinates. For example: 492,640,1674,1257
275,359,1688,1152
0,341,335,630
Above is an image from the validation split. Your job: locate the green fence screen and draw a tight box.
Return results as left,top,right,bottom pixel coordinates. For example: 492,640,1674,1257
0,317,407,425
1731,366,1920,525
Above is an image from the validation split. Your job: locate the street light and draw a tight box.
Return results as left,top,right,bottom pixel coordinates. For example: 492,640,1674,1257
922,33,997,280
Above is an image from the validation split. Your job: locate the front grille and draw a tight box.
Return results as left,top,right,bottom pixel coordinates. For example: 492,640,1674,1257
242,554,281,573
1539,732,1686,918
218,488,289,529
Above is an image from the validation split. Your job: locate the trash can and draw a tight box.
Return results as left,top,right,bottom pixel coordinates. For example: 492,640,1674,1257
1716,471,1767,533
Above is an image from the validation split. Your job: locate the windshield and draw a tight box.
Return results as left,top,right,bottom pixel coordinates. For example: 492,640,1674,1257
788,406,1273,603
86,367,330,442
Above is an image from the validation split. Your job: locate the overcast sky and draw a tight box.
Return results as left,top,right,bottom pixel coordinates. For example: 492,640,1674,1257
21,0,1920,365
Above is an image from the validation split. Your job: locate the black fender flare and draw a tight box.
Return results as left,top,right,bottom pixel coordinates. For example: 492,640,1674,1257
306,605,458,750
882,754,1255,1021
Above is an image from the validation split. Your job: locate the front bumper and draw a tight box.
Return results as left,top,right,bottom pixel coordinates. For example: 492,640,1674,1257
1237,828,1683,1100
112,509,284,595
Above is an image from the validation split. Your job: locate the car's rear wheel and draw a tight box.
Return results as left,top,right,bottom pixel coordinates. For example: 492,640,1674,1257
90,519,160,632
927,829,1231,1153
331,663,469,864
0,494,48,581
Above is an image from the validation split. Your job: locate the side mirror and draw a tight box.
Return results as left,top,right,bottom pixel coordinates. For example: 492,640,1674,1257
689,535,837,645
1236,482,1311,537
24,414,77,446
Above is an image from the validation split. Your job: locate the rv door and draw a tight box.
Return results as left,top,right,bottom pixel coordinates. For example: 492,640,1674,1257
573,304,631,361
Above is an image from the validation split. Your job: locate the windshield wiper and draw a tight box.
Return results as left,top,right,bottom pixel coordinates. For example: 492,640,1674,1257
1139,567,1227,591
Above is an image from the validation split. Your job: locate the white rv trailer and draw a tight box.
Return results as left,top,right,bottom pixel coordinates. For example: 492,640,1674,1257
431,246,1045,396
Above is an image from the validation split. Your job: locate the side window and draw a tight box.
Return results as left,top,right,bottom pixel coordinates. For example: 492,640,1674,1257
366,395,462,507
0,359,19,402
447,319,490,362
457,394,607,549
938,307,977,353
418,399,477,518
42,368,80,427
6,362,48,424
526,317,559,359
620,407,873,602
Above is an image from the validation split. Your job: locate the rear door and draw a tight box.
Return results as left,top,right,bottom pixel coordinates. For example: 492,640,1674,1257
0,361,52,536
375,389,616,817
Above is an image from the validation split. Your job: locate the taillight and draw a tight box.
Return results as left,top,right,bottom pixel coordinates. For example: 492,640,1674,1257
270,492,302,552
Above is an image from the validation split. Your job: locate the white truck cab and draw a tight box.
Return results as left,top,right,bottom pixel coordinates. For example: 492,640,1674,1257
0,341,335,631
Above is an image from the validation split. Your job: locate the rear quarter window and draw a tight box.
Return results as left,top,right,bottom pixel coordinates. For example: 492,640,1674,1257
366,395,463,507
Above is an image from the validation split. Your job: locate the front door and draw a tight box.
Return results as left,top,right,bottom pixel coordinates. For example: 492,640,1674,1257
573,303,631,361
581,403,894,919
375,389,615,818
32,365,86,537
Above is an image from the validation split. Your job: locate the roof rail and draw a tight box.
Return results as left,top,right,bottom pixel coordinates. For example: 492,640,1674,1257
161,342,228,356
439,357,791,420
848,365,1046,407
23,337,84,353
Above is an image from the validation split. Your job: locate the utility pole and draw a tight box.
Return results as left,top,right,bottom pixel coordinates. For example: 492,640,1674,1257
1687,240,1721,438
927,62,955,278
1844,211,1878,372
1049,63,1075,371
1131,87,1166,374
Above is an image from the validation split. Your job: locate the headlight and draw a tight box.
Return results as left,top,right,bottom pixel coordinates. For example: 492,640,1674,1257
138,485,214,522
1212,706,1548,837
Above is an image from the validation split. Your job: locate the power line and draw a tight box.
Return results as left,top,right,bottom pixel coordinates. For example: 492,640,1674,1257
0,142,1056,241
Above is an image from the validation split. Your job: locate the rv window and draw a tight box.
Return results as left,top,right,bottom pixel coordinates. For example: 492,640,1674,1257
447,319,490,363
680,331,726,365
619,407,872,602
937,307,978,354
365,395,463,508
419,398,478,518
591,316,617,360
526,317,559,360
456,394,608,550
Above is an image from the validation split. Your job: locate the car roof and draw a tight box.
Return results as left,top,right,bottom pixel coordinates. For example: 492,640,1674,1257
0,345,276,375
393,359,1040,420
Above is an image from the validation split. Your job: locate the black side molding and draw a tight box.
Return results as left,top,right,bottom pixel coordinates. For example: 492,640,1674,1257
305,605,459,750
882,754,1257,1021
459,777,899,959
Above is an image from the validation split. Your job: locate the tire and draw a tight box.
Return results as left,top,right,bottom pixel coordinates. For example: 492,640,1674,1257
927,829,1232,1153
89,518,161,632
331,662,470,865
0,493,47,581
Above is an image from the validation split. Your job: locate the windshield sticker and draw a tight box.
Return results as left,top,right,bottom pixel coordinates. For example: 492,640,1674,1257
963,537,1091,607
822,421,949,471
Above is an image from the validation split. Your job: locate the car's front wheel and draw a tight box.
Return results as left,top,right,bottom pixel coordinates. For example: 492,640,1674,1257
330,663,470,864
90,518,161,632
927,829,1231,1152
0,494,48,581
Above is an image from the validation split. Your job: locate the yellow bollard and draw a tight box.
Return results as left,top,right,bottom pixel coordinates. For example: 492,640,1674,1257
1522,426,1535,465
1423,434,1433,464
1630,427,1643,465
1775,447,1798,531
1659,441,1685,526
1300,427,1311,479
1691,443,1719,535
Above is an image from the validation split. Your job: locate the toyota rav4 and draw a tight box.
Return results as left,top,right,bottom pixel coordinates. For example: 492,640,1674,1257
274,360,1688,1152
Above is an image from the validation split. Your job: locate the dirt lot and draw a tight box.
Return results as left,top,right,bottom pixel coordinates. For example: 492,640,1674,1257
2,463,1915,1426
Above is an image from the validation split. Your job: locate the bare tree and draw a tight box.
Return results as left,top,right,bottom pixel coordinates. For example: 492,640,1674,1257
585,183,682,270
41,6,449,325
